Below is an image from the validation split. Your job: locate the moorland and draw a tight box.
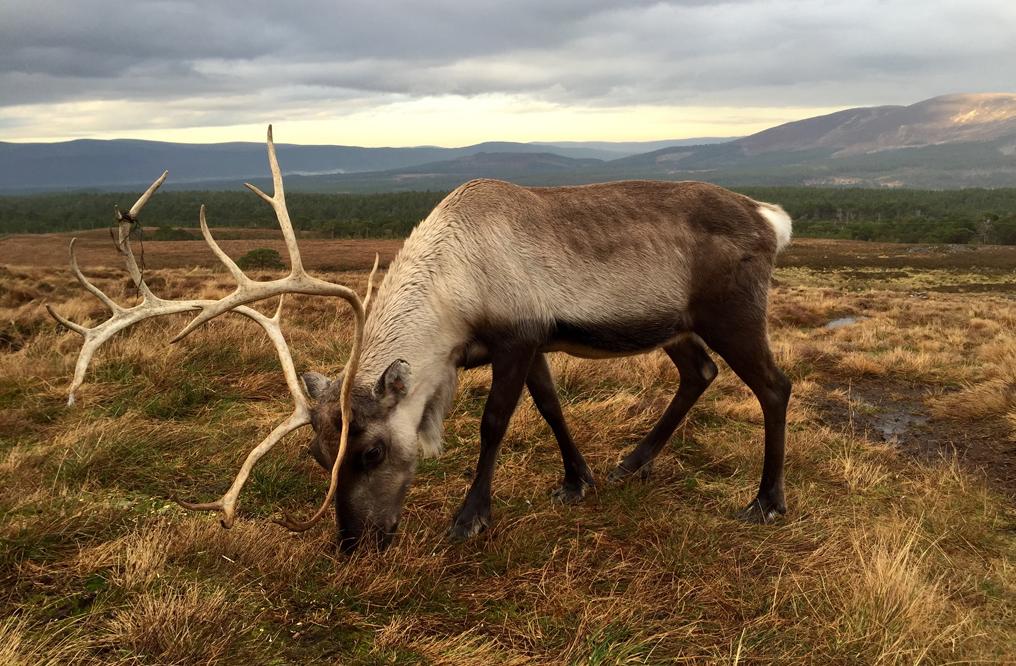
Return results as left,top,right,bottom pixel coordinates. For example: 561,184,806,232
1,232,1014,663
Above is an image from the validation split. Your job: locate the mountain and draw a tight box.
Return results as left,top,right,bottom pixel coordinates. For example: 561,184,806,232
0,136,725,192
0,139,561,191
736,93,1016,156
284,92,1016,190
611,93,1016,187
3,94,1015,192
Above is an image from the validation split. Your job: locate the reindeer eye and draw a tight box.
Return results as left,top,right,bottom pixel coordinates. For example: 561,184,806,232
361,444,386,468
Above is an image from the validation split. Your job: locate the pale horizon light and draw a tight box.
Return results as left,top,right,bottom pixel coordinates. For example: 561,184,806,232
3,95,842,145
2,1,1013,145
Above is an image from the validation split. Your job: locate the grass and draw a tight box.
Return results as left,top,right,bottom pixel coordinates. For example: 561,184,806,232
0,238,1014,663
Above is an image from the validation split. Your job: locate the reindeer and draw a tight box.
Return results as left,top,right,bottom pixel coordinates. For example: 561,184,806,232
51,127,792,552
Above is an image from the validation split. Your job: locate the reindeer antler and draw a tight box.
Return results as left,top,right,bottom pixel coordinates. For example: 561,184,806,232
49,127,378,531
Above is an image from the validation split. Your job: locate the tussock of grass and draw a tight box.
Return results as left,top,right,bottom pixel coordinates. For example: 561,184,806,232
836,527,963,663
105,585,257,664
0,617,94,666
1,257,1014,663
95,526,173,588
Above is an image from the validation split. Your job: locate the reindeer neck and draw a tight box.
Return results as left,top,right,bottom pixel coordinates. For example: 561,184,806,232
357,231,466,392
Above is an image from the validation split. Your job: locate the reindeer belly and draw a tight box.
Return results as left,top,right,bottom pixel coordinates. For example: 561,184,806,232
543,314,692,359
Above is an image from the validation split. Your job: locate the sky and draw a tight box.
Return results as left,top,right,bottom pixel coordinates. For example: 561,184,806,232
1,0,1015,146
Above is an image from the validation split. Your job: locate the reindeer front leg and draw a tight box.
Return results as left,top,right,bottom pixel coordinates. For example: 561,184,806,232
449,346,537,539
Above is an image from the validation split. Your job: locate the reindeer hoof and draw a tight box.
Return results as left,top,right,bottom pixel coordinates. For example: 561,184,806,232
550,479,591,504
448,509,490,540
736,496,786,524
607,460,653,483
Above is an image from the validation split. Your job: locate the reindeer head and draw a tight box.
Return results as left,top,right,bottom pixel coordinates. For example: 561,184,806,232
300,359,417,552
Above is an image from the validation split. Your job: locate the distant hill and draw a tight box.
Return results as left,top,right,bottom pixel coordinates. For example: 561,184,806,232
737,93,1016,156
610,93,1016,188
533,137,732,158
0,140,559,191
397,152,603,176
3,93,1015,192
0,137,725,192
275,93,1016,191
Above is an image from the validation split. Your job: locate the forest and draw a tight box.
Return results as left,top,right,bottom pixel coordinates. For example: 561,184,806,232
1,186,1014,245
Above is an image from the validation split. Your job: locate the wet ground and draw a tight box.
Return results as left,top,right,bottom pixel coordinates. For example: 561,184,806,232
810,378,1015,500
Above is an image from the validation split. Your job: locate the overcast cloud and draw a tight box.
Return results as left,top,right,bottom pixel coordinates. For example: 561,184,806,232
2,0,1014,143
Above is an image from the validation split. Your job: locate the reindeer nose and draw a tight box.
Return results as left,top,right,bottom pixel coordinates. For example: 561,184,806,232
379,519,400,549
338,533,359,554
338,520,399,554
337,521,363,554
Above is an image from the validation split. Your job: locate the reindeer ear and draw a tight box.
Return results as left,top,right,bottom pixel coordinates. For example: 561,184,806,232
374,359,411,402
300,371,333,400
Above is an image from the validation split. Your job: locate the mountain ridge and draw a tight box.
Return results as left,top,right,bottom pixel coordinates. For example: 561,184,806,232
0,137,727,191
2,93,1015,191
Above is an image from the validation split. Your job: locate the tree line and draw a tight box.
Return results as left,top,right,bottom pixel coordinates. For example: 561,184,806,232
1,186,1014,245
739,186,1016,244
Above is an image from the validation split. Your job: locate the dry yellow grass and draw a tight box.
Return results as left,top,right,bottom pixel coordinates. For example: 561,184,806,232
1,240,1014,664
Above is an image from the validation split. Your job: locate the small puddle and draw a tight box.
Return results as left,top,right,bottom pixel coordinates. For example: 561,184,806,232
845,394,928,444
873,410,928,443
824,316,867,330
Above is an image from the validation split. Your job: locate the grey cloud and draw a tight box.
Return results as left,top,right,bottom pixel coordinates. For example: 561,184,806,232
1,0,1014,133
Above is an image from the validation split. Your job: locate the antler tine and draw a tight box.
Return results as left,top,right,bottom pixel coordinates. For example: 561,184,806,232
241,125,303,275
175,410,310,528
128,170,169,220
115,170,168,250
46,304,87,337
68,238,121,313
117,228,158,302
114,171,167,299
171,125,363,343
198,204,247,285
175,299,314,528
363,253,380,317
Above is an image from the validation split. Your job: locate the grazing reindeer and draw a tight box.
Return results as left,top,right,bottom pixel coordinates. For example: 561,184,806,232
53,127,792,553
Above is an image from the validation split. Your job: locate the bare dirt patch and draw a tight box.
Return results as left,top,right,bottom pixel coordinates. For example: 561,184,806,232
807,378,1016,499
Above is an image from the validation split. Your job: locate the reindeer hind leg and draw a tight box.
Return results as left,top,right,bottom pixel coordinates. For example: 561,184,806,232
609,334,718,482
697,317,791,523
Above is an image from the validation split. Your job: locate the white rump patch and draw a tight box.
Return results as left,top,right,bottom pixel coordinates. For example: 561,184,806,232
757,203,793,252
